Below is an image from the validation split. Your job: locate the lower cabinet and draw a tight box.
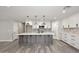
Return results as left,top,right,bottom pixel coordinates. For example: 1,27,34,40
19,35,53,46
62,32,79,49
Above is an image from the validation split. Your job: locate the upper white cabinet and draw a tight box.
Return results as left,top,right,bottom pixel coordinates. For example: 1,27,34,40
62,13,79,28
28,21,51,29
62,19,77,28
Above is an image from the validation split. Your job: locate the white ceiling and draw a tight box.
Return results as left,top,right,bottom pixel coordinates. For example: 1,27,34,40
0,6,79,22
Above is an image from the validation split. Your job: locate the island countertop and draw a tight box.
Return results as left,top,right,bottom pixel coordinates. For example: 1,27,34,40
17,32,55,35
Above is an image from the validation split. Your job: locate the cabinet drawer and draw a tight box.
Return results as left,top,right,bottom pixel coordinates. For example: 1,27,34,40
73,42,79,49
74,41,79,45
71,37,79,42
70,38,76,42
68,41,79,49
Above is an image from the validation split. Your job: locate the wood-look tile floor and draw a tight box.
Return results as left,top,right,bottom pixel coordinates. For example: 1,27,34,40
0,39,79,53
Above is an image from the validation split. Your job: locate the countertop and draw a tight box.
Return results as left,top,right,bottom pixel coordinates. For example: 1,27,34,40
17,32,55,35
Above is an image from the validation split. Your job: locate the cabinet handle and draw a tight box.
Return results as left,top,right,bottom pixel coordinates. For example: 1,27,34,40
71,35,75,37
71,39,75,41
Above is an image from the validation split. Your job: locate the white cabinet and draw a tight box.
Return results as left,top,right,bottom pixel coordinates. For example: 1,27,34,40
32,21,51,29
62,32,79,49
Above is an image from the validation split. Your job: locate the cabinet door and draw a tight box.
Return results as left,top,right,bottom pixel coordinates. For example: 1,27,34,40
33,35,36,44
31,35,34,45
44,35,48,45
74,42,79,49
23,35,28,45
37,35,45,45
48,35,53,44
27,35,32,45
37,35,42,45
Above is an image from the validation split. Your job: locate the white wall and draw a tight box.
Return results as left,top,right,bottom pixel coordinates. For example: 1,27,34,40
18,22,24,33
0,20,22,41
52,21,58,39
13,22,18,34
62,13,79,28
0,20,14,41
52,20,63,40
52,21,59,39
0,20,23,41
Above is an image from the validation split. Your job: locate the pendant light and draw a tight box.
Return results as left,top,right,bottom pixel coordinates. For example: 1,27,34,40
34,16,37,25
42,15,46,25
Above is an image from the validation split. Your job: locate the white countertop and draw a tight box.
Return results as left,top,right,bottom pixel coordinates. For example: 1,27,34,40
17,32,55,35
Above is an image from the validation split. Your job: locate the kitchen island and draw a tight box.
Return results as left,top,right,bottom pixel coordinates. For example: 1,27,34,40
17,33,54,46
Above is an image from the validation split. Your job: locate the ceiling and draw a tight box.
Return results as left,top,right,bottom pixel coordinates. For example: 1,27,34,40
0,6,79,22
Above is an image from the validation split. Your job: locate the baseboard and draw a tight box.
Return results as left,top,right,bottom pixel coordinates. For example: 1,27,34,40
0,40,13,42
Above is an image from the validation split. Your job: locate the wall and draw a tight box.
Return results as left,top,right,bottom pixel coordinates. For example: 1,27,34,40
13,22,18,34
13,22,25,40
52,21,59,39
62,13,79,28
0,20,23,41
18,22,24,33
0,20,14,41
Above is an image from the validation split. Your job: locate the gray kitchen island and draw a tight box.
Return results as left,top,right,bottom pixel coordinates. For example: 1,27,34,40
17,33,54,46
